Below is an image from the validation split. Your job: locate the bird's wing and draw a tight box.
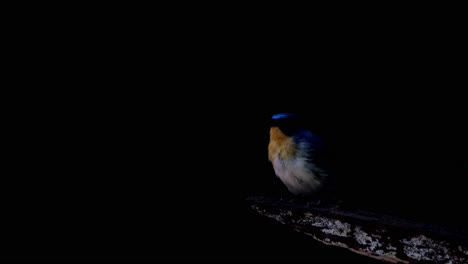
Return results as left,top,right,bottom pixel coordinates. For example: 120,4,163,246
296,129,331,178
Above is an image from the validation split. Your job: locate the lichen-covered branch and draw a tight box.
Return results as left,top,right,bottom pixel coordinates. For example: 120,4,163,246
246,196,468,263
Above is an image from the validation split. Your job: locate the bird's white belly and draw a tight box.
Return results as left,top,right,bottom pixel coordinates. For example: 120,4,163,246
272,156,322,195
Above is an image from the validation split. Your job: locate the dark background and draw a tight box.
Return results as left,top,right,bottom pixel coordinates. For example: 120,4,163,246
2,7,467,262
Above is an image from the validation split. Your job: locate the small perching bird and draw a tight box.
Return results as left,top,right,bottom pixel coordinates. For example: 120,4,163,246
268,113,329,198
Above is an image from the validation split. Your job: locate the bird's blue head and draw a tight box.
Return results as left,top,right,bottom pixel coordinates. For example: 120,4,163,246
269,113,302,134
270,112,325,149
272,113,296,120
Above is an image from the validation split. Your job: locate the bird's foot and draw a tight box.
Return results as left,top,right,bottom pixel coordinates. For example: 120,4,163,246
278,193,298,204
307,199,321,207
278,197,297,204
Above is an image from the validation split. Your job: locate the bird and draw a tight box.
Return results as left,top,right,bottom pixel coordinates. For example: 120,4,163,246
268,112,330,200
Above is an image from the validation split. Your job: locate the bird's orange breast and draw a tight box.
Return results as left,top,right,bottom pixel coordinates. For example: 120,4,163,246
268,127,297,161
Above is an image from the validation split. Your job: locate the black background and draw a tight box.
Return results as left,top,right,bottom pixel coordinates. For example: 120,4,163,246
2,7,467,262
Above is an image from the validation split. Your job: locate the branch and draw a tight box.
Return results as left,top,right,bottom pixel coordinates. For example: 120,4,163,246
246,196,468,263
